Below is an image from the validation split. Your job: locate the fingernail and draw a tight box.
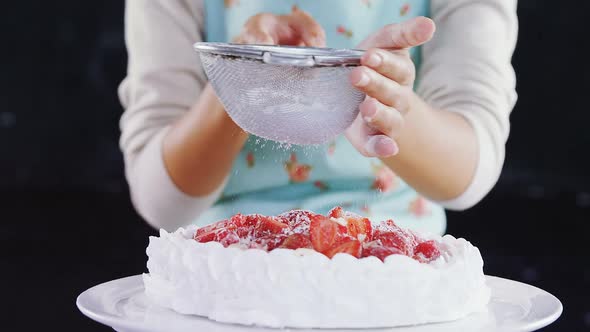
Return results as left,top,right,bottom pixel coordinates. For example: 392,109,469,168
364,136,380,156
354,71,370,87
365,136,398,157
383,140,399,156
414,17,434,41
365,53,382,67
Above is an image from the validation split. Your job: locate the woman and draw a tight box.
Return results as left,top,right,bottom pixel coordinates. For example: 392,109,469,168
119,0,517,233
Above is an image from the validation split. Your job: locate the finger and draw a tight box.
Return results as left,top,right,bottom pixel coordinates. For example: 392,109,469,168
361,48,415,85
350,66,412,112
236,31,274,44
358,16,435,50
240,9,326,46
366,134,399,157
345,115,398,158
240,13,281,44
359,98,405,138
285,6,326,47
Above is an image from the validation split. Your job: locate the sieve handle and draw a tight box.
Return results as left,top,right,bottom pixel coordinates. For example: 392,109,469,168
262,52,315,67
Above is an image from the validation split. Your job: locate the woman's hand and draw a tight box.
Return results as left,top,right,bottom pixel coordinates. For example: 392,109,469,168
235,6,326,46
346,17,435,157
346,17,479,202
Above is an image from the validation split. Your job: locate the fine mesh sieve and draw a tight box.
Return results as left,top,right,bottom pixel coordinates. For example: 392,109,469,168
194,42,366,145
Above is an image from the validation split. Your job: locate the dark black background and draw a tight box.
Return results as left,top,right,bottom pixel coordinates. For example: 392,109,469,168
1,1,589,331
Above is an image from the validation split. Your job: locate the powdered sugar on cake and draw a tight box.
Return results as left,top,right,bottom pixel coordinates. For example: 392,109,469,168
143,207,491,328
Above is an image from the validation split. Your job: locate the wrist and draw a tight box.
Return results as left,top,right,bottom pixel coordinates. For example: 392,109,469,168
379,95,478,201
162,84,249,197
378,92,438,174
201,84,249,142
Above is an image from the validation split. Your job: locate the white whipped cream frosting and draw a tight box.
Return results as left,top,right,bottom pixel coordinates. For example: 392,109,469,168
144,226,490,328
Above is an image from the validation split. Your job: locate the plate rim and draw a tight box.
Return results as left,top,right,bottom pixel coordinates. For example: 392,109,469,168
76,275,147,331
485,275,563,332
77,274,563,332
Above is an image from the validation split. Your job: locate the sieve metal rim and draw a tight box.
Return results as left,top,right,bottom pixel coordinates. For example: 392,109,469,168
194,42,364,67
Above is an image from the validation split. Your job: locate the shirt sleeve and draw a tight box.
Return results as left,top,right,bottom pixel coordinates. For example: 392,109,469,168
118,0,225,231
416,0,518,210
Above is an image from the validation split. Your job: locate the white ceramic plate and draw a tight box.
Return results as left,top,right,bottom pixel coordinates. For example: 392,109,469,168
77,275,562,332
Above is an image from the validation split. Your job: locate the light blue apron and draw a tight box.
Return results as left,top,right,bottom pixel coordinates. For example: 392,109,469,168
197,0,446,235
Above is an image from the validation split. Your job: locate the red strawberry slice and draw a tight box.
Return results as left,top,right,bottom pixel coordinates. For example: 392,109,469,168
217,230,240,247
373,231,417,256
269,234,289,250
345,216,372,242
279,210,316,232
373,220,418,255
235,226,250,238
362,242,404,261
327,206,372,241
310,215,348,253
194,218,233,242
228,214,245,227
328,206,344,218
232,214,268,238
252,216,290,238
243,214,262,228
252,234,288,251
279,233,313,250
195,214,261,242
194,218,231,239
324,239,362,258
310,215,337,253
194,229,217,243
413,240,441,263
194,227,239,247
374,219,400,232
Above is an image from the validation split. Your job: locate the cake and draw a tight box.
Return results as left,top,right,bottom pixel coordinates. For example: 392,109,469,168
144,207,490,328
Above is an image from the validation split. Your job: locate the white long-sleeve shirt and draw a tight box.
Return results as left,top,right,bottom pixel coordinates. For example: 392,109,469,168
119,0,518,230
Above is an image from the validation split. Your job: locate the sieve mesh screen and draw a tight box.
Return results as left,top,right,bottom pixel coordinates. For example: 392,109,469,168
200,53,365,145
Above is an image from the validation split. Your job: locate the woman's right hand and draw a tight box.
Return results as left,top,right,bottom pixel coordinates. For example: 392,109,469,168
235,6,326,47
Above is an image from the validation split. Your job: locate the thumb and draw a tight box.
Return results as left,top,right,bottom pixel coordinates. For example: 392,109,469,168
345,115,399,158
358,16,435,50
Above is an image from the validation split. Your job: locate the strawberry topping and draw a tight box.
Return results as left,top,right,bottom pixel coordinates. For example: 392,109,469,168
193,207,441,263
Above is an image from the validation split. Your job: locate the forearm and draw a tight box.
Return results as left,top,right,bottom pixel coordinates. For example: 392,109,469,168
381,94,477,201
163,84,249,196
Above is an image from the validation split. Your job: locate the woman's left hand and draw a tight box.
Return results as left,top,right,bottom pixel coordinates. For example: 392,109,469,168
346,17,436,158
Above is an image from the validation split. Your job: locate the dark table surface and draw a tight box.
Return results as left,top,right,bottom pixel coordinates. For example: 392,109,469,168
2,187,588,331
